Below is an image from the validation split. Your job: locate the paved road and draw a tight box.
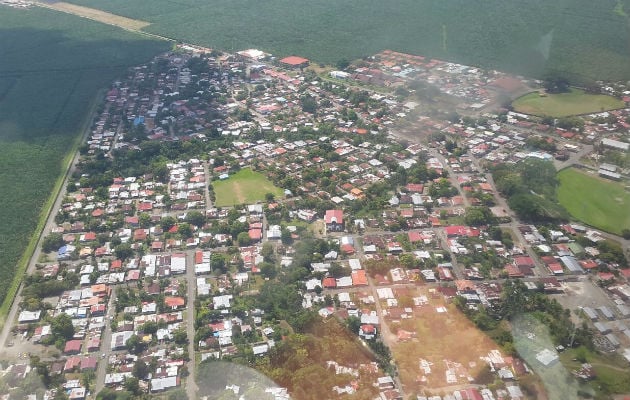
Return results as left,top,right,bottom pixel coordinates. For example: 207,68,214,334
0,90,103,352
95,287,117,393
185,251,198,400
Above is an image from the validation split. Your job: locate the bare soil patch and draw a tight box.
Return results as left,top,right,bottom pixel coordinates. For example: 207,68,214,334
37,2,150,30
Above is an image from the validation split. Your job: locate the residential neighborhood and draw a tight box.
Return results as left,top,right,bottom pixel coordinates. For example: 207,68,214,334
1,43,629,400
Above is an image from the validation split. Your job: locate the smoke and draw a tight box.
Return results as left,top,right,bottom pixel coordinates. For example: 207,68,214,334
535,30,554,61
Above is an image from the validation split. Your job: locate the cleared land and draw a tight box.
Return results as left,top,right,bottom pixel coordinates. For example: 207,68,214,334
213,169,283,207
387,287,508,393
557,167,630,235
0,6,168,306
512,88,625,117
38,2,150,31
65,0,630,81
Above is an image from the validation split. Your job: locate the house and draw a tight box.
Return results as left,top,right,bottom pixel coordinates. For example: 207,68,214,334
351,270,368,286
80,356,97,371
279,55,309,69
64,340,83,354
164,296,185,309
325,209,344,232
359,324,376,340
18,310,41,323
151,376,180,392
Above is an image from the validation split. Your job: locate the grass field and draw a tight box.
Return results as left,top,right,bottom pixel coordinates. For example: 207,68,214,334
557,168,630,235
512,88,625,117
65,0,630,81
560,347,630,399
0,6,168,306
213,169,283,207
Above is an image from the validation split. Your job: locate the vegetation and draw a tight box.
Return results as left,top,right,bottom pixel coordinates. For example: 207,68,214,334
67,0,630,81
0,7,168,309
557,167,630,235
492,159,569,223
512,88,624,117
256,319,380,400
560,347,630,399
213,168,284,207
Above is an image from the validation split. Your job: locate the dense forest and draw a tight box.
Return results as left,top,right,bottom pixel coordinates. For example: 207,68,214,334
67,0,630,82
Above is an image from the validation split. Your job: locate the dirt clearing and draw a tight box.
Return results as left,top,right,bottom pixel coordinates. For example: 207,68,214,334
36,2,150,31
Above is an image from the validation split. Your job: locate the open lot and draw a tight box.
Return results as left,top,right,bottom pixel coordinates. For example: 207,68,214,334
512,88,625,117
65,0,630,81
557,167,630,235
40,2,150,31
387,288,504,393
0,6,167,306
213,168,283,207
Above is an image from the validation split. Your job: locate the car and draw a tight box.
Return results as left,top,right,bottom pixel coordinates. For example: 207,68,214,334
101,353,106,359
7,341,13,347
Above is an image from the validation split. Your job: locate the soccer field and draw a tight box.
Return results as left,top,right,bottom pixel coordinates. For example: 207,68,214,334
557,168,630,235
512,88,624,118
213,169,284,207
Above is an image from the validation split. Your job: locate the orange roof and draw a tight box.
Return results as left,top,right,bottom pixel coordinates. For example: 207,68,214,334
280,55,309,66
351,270,368,286
165,296,185,307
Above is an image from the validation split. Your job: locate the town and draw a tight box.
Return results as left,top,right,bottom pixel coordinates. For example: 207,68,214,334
0,44,629,400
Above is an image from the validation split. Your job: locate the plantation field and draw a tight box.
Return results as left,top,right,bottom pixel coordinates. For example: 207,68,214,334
65,0,630,81
512,88,625,117
557,168,630,235
213,169,283,207
0,6,168,305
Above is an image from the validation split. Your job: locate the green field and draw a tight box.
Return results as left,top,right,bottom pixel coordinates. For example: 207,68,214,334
213,169,283,207
66,0,630,81
512,88,625,117
557,168,630,235
0,6,168,307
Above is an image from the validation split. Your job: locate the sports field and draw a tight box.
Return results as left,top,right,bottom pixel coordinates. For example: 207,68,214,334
512,88,624,117
213,169,283,207
557,168,630,235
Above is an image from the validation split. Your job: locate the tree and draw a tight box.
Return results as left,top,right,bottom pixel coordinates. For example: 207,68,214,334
261,242,275,262
301,95,318,114
237,231,251,247
125,334,146,355
132,359,149,379
346,316,361,335
178,222,193,238
114,243,134,260
210,253,226,272
138,213,152,228
51,313,75,340
621,229,630,240
173,328,188,345
543,75,569,93
464,207,494,226
123,376,141,395
260,262,277,279
185,211,206,228
281,228,293,245
265,192,275,202
335,59,350,70
42,233,65,253
160,216,177,231
399,253,417,269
